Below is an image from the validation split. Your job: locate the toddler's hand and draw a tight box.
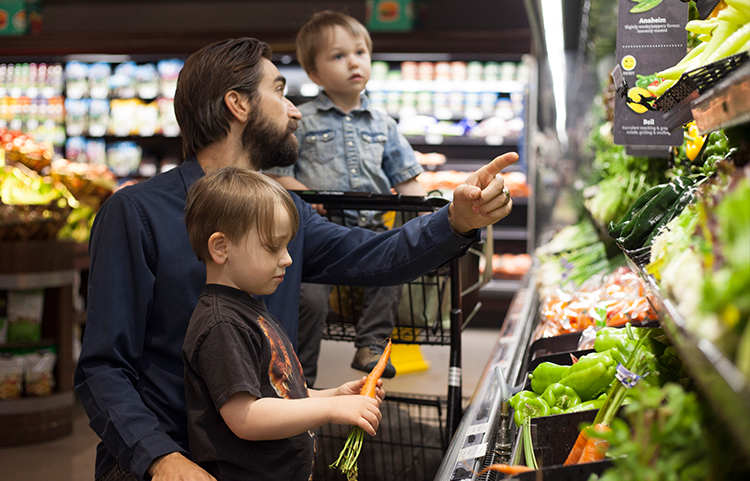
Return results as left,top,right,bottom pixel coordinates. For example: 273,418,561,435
337,377,385,405
329,395,382,436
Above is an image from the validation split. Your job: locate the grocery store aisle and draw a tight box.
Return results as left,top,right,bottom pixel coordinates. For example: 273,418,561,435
0,327,501,481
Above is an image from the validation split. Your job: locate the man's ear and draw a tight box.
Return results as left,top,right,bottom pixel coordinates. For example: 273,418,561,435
207,232,229,265
224,90,251,123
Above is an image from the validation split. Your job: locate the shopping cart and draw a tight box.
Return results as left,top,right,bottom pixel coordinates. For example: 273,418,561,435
296,191,491,480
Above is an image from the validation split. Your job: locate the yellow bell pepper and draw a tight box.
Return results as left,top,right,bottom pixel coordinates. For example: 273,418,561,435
685,122,706,162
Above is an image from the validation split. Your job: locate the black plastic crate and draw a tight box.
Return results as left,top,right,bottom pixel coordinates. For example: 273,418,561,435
314,393,450,481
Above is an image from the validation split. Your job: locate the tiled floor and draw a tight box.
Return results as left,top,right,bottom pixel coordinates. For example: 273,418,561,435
0,328,502,481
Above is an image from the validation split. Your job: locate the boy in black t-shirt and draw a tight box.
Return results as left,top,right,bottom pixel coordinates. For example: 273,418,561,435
182,167,385,481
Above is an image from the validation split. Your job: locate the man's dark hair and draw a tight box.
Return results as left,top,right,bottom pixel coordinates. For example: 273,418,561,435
174,37,273,159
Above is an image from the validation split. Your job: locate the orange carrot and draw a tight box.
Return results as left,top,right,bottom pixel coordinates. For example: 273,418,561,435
330,338,392,480
477,464,534,476
564,427,591,465
578,424,611,464
360,338,392,398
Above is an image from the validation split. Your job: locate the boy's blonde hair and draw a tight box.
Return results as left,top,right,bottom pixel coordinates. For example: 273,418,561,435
185,167,299,263
296,10,373,74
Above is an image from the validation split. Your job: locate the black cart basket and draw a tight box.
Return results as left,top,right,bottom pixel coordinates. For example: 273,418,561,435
296,190,490,480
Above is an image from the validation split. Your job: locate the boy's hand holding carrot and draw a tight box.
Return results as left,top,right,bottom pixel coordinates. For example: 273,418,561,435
337,376,386,405
327,391,382,436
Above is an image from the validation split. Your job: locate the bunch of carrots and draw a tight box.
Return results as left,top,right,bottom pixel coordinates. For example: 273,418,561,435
564,328,656,466
329,338,392,481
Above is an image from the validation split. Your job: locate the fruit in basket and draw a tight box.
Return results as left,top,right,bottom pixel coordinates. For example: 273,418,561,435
49,158,117,210
0,165,74,241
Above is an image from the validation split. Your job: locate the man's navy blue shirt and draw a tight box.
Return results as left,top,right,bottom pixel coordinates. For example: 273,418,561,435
74,159,476,480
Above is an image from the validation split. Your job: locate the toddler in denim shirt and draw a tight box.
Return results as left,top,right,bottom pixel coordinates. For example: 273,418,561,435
265,10,426,384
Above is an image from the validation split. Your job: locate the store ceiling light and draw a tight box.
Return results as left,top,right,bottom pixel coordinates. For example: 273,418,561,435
540,0,568,149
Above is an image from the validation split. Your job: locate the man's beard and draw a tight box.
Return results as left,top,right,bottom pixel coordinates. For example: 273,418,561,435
241,108,299,171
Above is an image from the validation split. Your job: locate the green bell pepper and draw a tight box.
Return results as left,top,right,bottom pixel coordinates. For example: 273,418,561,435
509,390,539,410
559,350,617,401
529,362,570,395
511,392,551,427
594,327,664,365
542,382,581,411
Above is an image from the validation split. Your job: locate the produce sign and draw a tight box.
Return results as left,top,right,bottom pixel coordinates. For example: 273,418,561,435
613,0,688,147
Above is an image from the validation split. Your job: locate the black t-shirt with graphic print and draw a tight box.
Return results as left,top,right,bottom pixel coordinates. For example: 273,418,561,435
182,284,314,481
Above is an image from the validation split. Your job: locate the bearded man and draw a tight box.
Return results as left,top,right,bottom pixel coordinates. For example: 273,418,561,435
75,37,517,481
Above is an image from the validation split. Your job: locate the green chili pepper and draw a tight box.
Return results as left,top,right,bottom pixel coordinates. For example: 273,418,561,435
529,362,570,395
542,382,581,411
512,393,551,427
565,397,606,413
559,351,617,401
630,0,663,13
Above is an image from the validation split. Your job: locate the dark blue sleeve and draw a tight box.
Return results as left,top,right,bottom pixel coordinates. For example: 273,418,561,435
74,192,186,481
297,197,478,285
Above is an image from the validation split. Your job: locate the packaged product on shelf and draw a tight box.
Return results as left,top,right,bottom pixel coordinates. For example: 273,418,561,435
6,289,44,343
87,99,110,137
386,91,402,115
434,61,451,81
135,100,159,137
87,62,111,100
64,98,88,137
157,59,183,99
85,138,107,165
432,91,451,120
108,99,139,136
400,61,418,80
64,61,89,100
483,61,500,82
110,61,137,99
534,266,656,340
399,91,418,117
417,61,435,81
370,61,389,81
23,347,56,396
466,61,484,81
106,141,142,177
65,136,87,163
499,62,517,82
157,97,180,137
479,253,532,280
135,63,159,100
464,91,483,120
449,61,467,81
0,353,23,400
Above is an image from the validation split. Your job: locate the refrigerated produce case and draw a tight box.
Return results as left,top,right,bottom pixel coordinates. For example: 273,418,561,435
434,1,750,479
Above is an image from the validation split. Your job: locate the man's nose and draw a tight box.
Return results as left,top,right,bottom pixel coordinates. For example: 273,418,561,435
286,98,301,120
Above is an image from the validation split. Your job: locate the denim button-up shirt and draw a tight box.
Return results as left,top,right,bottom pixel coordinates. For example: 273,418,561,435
267,92,423,227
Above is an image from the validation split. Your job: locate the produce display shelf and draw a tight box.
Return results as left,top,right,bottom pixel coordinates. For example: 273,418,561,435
434,266,539,481
624,256,750,458
692,62,750,135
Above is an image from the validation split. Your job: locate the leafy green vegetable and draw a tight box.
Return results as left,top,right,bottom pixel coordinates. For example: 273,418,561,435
592,383,710,481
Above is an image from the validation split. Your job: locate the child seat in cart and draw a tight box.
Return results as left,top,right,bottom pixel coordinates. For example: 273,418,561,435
296,191,493,481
